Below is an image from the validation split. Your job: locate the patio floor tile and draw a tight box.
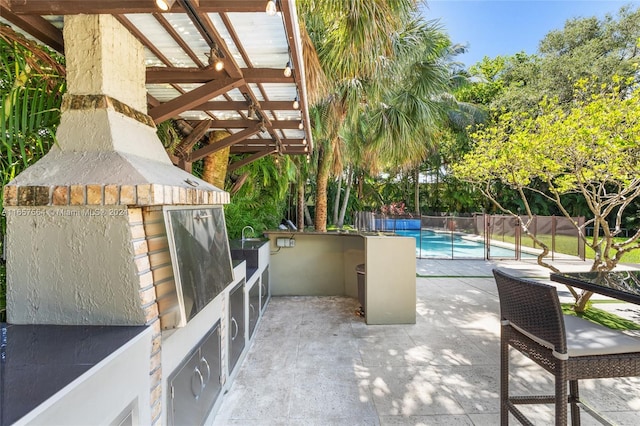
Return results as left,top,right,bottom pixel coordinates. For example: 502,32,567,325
212,259,640,425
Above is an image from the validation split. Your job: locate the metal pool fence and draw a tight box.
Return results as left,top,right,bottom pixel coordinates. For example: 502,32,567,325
354,212,585,260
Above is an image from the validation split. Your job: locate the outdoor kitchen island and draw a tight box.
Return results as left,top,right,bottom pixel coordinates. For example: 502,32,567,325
264,231,416,325
0,230,271,426
0,13,273,425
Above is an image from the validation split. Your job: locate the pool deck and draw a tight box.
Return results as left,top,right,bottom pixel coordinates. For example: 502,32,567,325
213,258,640,425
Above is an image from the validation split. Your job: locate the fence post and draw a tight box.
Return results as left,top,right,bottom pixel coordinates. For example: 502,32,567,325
485,214,490,260
516,216,521,260
551,215,556,261
578,216,585,260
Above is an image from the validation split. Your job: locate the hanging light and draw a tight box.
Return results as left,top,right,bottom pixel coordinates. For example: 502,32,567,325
292,95,299,109
306,154,310,163
207,46,224,72
298,120,304,130
304,146,309,152
302,138,307,145
248,105,257,120
265,0,277,16
155,0,176,11
284,60,292,77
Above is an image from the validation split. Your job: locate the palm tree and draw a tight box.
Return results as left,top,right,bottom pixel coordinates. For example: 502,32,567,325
298,0,454,231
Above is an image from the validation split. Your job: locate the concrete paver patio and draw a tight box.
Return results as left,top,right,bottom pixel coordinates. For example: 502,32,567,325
213,259,640,425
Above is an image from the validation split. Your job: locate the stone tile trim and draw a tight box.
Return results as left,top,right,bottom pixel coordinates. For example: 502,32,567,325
62,94,156,128
3,184,230,207
129,207,163,426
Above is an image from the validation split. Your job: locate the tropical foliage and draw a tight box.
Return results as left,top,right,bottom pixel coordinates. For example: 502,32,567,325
443,4,640,220
1,26,65,225
1,26,66,321
223,155,298,239
453,79,640,311
297,0,460,231
458,5,640,115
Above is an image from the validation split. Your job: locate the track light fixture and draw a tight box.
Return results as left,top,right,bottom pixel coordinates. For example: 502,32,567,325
284,60,292,77
207,46,224,71
248,104,257,120
293,95,299,110
155,0,176,11
266,0,277,16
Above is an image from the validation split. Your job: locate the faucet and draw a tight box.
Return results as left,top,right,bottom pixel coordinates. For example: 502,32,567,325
241,225,255,240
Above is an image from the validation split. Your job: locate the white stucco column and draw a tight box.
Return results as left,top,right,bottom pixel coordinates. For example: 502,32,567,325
64,14,147,112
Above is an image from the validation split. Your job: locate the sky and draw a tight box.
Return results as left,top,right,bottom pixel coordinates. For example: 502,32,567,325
420,0,637,67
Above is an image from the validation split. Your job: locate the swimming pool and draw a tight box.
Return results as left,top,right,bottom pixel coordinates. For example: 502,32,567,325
395,229,521,259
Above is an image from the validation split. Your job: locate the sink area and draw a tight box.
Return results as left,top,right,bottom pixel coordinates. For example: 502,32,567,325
229,238,268,250
228,237,271,329
229,239,269,270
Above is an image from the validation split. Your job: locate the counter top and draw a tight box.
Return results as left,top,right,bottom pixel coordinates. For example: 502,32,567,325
0,323,147,425
263,230,396,237
228,239,269,250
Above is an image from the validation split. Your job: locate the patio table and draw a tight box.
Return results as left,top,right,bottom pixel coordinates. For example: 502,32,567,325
550,270,640,305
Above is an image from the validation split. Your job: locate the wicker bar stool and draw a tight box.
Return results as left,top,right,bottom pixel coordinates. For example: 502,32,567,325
493,269,640,425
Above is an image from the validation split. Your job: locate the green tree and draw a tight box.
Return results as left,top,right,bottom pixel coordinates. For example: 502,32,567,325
456,55,507,106
298,1,452,231
491,5,640,113
453,79,640,312
445,4,640,218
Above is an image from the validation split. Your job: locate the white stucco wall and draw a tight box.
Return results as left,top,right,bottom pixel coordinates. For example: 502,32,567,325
64,14,147,112
55,109,172,163
5,207,146,325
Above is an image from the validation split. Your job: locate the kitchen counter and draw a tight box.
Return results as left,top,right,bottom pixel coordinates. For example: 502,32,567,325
229,239,269,282
263,231,416,324
0,323,150,425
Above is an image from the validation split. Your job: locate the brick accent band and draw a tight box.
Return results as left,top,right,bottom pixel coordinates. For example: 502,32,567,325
62,94,156,128
3,184,230,207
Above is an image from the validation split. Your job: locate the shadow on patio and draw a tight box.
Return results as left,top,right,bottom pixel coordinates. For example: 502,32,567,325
214,260,640,425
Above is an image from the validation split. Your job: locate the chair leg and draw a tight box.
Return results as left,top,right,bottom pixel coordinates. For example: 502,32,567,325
500,329,509,426
555,363,568,426
569,380,580,426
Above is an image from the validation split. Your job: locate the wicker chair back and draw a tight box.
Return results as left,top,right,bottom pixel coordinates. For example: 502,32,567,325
493,268,567,355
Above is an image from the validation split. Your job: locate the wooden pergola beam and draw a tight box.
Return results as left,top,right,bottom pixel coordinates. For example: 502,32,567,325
231,139,309,154
6,0,267,14
146,67,294,84
173,119,211,159
198,119,302,129
187,101,297,111
189,123,262,161
149,77,244,123
6,0,162,14
1,1,64,52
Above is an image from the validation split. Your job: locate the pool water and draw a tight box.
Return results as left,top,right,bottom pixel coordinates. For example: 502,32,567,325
395,229,521,259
